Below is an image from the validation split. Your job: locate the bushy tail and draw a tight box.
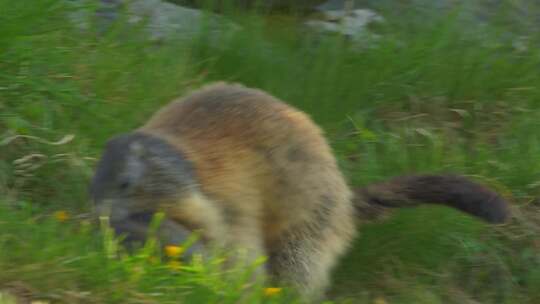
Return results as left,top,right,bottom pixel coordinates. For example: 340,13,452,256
354,174,510,223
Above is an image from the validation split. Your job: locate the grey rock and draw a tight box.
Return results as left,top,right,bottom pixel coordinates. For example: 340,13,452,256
127,0,239,41
305,6,384,47
311,0,540,51
315,0,540,32
70,0,239,43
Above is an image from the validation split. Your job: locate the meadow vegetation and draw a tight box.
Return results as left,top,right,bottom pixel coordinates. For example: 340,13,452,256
1,0,539,303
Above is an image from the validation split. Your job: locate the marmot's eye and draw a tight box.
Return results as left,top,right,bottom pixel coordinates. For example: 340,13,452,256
118,180,131,191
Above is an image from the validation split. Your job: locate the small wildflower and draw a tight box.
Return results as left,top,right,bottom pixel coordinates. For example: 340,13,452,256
264,287,282,297
54,210,69,222
168,260,182,271
373,296,388,304
164,245,184,258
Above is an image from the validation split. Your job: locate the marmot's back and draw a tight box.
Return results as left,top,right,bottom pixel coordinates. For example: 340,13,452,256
142,82,325,148
139,82,339,185
140,82,354,251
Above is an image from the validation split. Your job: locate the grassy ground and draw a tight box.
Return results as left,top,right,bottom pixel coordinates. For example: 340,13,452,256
1,0,540,303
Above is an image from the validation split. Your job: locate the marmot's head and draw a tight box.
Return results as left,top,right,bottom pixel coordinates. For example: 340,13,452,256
89,132,202,255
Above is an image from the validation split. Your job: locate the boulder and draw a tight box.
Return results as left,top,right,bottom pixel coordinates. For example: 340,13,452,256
127,0,239,41
70,0,239,42
305,2,384,47
308,0,540,51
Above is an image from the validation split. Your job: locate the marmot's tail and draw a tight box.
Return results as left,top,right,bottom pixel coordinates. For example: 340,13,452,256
354,174,510,223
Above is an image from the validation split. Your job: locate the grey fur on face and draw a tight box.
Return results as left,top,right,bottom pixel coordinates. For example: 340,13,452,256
90,132,196,204
90,132,198,246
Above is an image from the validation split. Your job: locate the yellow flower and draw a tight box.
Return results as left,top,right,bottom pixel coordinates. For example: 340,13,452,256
263,287,282,297
373,296,388,304
164,245,184,258
54,210,69,222
168,260,182,271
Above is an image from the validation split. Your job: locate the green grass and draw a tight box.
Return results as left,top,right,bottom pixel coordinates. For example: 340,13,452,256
1,0,540,303
0,203,299,303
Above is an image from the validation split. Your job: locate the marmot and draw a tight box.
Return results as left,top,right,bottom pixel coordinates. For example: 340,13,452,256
90,82,509,300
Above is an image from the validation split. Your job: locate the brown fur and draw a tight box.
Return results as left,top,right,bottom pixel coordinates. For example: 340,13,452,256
141,83,356,296
90,82,509,301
